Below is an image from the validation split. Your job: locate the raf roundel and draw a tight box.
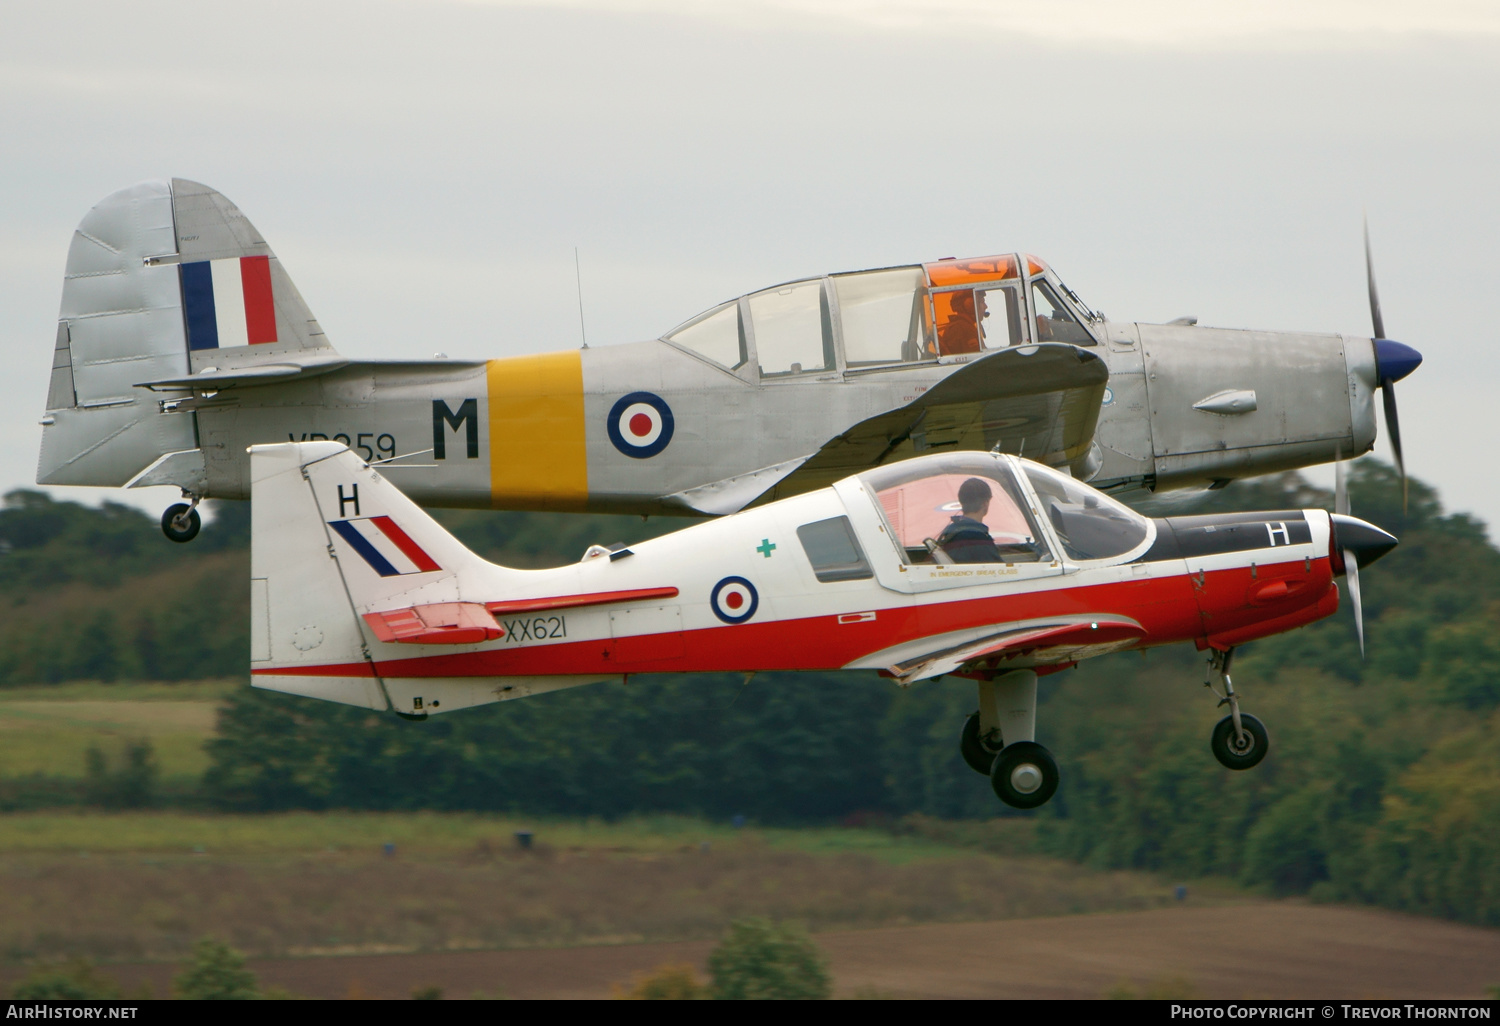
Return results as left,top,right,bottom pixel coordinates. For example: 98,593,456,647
710,576,759,625
607,391,675,459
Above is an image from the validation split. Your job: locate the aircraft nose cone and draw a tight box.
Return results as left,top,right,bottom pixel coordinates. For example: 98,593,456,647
1374,338,1422,384
1331,513,1399,569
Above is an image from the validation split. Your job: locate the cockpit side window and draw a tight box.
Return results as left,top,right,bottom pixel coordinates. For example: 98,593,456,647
978,285,1023,348
663,301,747,370
834,267,931,366
932,289,980,356
861,454,1050,566
796,516,874,582
1031,280,1095,345
748,279,835,377
1021,463,1149,561
931,286,1022,355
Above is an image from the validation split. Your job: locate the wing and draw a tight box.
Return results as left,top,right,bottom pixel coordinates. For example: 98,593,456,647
751,343,1108,506
865,614,1146,685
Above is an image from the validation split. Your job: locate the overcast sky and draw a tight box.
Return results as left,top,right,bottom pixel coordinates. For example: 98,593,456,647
3,0,1496,525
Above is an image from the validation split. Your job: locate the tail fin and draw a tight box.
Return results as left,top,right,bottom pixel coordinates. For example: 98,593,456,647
249,441,499,711
38,179,340,495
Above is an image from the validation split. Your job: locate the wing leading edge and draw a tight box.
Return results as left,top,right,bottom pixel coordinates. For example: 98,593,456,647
868,614,1146,685
747,343,1108,509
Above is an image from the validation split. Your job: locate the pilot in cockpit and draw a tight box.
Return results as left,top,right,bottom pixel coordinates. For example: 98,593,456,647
936,291,984,355
936,477,1002,563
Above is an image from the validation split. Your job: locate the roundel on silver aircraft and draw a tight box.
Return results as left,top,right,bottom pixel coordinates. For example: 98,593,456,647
607,391,675,458
710,576,759,625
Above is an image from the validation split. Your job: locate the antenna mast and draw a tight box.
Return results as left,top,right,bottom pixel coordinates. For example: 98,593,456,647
574,247,588,349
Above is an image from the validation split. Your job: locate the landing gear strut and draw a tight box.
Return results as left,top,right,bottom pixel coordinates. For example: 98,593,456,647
1205,647,1268,770
960,670,1061,809
161,493,201,544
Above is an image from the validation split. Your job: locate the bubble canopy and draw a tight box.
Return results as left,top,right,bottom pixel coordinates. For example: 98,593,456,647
856,452,1150,566
661,253,1097,375
1019,461,1151,562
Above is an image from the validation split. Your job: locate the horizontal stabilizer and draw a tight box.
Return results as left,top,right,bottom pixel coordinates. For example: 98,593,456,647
484,587,680,616
134,354,348,391
364,602,505,645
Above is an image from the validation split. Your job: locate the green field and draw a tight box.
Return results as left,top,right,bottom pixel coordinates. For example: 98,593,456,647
0,809,1238,965
0,683,229,784
0,683,1249,965
0,809,1018,860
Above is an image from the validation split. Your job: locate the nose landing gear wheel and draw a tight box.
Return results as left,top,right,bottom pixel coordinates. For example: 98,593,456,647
960,711,1002,775
1210,713,1268,770
161,503,201,544
990,741,1059,809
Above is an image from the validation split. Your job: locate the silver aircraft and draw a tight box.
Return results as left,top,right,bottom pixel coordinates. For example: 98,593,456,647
37,179,1422,541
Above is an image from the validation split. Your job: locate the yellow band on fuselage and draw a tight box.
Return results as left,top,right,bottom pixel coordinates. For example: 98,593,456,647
486,352,588,510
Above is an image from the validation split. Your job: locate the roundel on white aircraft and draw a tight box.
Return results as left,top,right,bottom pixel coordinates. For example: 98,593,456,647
710,576,758,625
607,391,675,458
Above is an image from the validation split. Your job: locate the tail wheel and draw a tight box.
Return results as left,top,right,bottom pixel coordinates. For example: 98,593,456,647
960,711,1001,775
990,741,1059,809
161,503,201,544
1210,713,1269,770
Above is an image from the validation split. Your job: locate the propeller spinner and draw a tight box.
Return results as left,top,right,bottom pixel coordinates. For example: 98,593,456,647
1332,456,1399,658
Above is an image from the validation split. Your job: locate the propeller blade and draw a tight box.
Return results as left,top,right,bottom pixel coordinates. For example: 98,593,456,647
1344,547,1365,659
1366,218,1409,512
1382,382,1407,513
1364,215,1386,341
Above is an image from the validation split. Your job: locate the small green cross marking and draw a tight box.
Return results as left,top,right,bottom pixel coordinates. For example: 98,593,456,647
756,538,777,558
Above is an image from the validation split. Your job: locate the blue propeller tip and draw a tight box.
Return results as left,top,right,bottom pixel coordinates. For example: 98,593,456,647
1374,338,1422,384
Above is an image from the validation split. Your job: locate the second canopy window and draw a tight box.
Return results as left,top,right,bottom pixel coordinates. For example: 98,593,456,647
749,280,834,376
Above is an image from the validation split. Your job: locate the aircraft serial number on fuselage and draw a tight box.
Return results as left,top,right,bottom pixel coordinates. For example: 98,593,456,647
289,433,397,461
501,616,567,643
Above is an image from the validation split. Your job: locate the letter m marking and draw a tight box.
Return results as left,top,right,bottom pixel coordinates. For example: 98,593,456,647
433,398,479,459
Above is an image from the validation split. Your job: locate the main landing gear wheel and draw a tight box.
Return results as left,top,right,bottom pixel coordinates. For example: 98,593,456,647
960,711,1002,775
1210,713,1269,770
161,503,201,544
990,741,1059,809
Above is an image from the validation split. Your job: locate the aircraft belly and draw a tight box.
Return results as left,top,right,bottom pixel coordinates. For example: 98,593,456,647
1142,326,1352,477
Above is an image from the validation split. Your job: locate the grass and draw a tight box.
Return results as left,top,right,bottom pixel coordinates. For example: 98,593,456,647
0,812,1245,965
0,810,1024,860
0,683,1245,968
0,682,228,783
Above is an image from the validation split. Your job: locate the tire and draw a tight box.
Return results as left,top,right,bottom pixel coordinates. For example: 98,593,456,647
161,503,201,544
990,741,1059,809
960,711,1001,775
1210,713,1269,770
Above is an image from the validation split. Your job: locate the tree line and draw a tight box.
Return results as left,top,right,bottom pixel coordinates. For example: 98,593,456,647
3,461,1498,925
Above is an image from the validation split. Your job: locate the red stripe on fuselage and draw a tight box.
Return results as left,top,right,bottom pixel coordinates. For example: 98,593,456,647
258,557,1336,681
240,255,277,344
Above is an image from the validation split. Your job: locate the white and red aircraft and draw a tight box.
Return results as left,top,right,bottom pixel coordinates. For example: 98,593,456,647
250,440,1397,808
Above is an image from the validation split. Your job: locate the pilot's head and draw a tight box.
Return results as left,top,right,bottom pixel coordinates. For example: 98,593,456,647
958,477,992,517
